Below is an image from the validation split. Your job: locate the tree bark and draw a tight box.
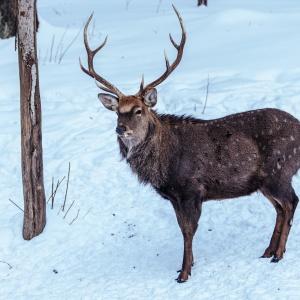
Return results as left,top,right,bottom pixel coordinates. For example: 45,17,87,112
0,0,17,39
17,0,46,240
197,0,208,6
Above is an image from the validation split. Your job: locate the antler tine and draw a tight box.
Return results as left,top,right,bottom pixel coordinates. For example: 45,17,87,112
94,80,116,93
83,14,108,57
169,5,186,50
137,5,186,95
80,13,124,98
171,4,186,41
164,50,170,70
136,74,145,96
169,33,179,50
83,13,94,54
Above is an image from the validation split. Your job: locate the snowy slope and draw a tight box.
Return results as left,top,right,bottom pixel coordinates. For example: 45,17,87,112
1,0,300,299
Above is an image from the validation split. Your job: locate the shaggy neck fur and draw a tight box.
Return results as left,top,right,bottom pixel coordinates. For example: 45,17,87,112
118,111,178,188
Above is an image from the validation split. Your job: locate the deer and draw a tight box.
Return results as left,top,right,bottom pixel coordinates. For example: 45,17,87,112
80,6,300,283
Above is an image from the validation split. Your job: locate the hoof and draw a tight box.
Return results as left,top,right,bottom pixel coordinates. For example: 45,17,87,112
176,277,188,283
260,253,273,258
176,271,190,283
260,248,275,258
271,256,282,263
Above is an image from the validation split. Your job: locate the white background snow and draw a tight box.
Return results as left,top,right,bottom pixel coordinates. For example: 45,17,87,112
1,0,300,299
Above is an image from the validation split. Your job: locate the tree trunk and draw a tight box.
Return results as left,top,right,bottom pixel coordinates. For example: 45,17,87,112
17,0,46,240
197,0,208,6
0,0,17,39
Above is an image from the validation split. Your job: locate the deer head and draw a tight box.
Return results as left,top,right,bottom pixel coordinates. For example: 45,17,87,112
80,5,186,147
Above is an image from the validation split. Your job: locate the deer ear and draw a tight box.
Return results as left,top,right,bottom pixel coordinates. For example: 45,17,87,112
98,93,119,111
143,88,157,107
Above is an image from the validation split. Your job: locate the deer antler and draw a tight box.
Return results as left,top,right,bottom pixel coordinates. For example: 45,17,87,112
136,5,186,96
79,13,124,98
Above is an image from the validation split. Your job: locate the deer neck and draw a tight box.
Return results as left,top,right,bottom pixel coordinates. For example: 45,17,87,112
121,112,176,187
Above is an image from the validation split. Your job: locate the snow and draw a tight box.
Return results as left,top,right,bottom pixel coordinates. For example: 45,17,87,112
30,63,37,124
1,0,300,299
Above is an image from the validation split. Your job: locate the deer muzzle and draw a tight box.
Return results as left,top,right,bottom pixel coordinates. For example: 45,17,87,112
116,125,127,136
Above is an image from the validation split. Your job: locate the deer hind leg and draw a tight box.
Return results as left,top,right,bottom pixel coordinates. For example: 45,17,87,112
261,184,298,262
271,188,298,262
260,190,284,258
171,196,202,283
284,189,299,248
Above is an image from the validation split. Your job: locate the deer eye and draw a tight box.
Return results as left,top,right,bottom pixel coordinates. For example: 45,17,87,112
134,108,142,116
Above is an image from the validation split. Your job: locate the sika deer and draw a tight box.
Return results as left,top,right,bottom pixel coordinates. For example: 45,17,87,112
80,6,300,282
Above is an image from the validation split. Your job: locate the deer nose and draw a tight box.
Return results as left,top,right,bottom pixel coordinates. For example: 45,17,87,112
116,125,127,135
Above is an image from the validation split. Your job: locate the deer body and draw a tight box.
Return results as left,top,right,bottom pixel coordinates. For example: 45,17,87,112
118,106,300,282
81,7,299,282
121,108,299,199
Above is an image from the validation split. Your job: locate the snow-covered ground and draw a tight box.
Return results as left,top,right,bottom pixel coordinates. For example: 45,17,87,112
1,0,300,299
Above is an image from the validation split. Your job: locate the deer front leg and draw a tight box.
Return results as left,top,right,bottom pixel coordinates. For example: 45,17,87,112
171,196,202,283
177,230,195,282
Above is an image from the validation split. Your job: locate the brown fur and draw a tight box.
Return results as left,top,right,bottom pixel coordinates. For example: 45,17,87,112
116,103,300,282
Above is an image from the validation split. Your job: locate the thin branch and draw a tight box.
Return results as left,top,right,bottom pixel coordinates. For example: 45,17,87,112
69,209,80,225
63,200,75,219
54,26,68,62
62,162,71,212
58,26,82,64
202,74,210,114
53,177,65,201
82,207,93,220
47,176,66,204
8,198,24,212
49,34,55,63
9,199,34,222
0,260,13,270
51,177,54,209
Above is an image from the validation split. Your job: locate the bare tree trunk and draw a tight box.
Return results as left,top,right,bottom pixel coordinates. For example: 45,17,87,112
0,0,17,39
17,0,46,240
197,0,208,6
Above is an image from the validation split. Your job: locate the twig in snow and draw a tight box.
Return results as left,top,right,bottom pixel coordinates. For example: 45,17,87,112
51,177,54,208
46,176,66,205
63,200,75,219
58,26,82,64
62,162,71,212
69,209,80,225
82,207,93,220
54,26,68,63
0,260,13,270
8,198,24,212
8,199,34,222
49,34,55,63
202,74,210,114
